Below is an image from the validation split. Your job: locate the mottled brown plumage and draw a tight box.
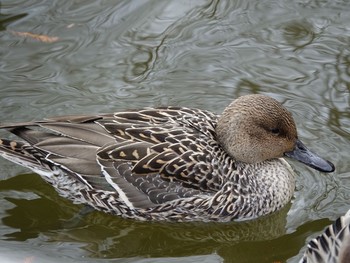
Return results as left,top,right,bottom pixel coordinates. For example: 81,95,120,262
0,94,334,221
300,209,350,263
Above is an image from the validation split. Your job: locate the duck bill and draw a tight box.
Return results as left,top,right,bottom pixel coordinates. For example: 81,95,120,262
284,139,335,173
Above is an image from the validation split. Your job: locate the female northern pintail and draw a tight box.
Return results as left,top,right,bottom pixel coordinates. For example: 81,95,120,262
0,94,335,221
300,209,350,263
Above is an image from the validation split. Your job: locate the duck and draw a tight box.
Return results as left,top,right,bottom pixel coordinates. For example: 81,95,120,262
300,209,350,263
0,94,335,222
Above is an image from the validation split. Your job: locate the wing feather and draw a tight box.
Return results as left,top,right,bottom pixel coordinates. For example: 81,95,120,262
1,106,222,209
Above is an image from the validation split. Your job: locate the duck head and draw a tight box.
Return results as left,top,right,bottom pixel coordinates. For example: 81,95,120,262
216,94,335,173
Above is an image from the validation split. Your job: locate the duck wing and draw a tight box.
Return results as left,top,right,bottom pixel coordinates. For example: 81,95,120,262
0,107,222,209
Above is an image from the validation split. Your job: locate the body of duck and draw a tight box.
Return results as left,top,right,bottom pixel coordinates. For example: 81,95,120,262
300,209,350,263
0,95,334,221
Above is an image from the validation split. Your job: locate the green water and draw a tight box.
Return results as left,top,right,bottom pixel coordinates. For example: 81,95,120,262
0,0,349,262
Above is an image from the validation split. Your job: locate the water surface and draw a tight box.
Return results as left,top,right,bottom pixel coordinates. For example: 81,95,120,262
0,0,349,262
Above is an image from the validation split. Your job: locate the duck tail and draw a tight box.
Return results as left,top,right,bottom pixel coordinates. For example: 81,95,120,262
0,137,49,174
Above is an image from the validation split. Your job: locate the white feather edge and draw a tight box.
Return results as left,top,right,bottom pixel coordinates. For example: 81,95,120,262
98,160,135,210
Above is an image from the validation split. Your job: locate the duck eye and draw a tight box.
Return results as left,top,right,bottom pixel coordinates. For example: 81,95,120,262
271,128,280,135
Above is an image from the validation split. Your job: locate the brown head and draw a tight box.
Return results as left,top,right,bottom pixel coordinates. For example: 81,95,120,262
216,94,334,172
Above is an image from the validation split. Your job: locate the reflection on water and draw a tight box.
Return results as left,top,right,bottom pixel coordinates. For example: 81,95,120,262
0,175,292,258
0,0,350,262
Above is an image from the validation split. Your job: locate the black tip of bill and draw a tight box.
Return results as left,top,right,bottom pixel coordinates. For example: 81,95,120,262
284,139,335,173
